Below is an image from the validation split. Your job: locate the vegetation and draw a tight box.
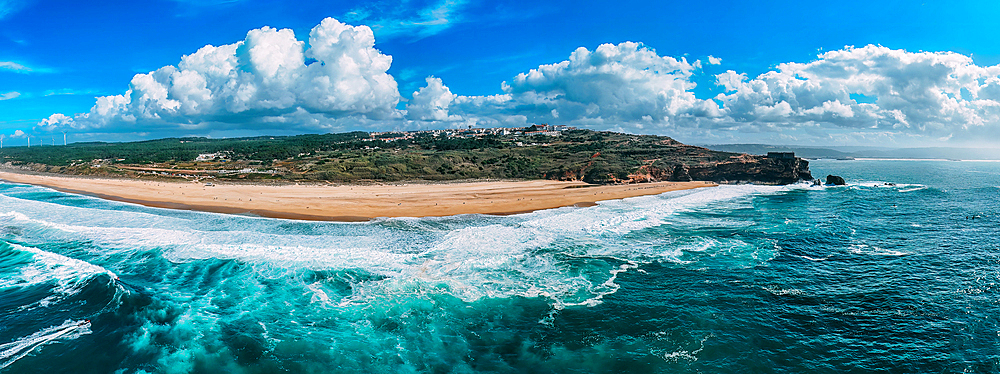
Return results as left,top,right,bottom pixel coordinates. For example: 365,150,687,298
0,129,738,184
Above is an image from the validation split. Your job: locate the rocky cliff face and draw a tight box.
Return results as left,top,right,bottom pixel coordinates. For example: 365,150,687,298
655,154,812,185
599,154,811,185
691,154,813,185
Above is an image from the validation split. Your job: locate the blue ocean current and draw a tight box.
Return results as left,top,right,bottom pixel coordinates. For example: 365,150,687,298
1,159,998,373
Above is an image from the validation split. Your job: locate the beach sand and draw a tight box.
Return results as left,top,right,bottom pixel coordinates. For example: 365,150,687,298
0,170,716,221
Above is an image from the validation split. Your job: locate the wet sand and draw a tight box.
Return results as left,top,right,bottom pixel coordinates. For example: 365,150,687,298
0,170,716,221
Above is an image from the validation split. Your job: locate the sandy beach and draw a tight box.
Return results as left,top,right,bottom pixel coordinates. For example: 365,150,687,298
0,170,716,221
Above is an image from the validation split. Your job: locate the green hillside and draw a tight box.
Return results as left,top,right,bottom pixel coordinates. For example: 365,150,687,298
0,128,746,184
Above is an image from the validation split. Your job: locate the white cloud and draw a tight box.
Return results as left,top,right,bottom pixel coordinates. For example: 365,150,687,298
0,91,19,100
0,60,53,73
406,44,1000,146
43,88,102,96
707,55,722,65
42,17,401,135
714,45,1000,143
11,129,25,138
37,24,1000,147
0,61,32,73
344,0,468,40
502,41,704,122
405,41,721,130
36,113,74,131
407,77,461,121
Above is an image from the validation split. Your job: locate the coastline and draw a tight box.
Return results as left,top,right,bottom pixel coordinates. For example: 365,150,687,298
0,170,717,221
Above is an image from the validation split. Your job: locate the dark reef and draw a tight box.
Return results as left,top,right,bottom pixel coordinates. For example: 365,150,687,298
825,175,847,185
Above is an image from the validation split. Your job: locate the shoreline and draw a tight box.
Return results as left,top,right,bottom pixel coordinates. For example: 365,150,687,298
0,170,717,221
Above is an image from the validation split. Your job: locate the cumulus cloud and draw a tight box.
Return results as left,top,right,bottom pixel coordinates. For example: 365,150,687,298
0,91,19,100
407,77,462,121
36,21,1000,147
407,44,1000,145
501,42,711,122
36,113,72,131
406,41,723,130
41,17,400,135
714,45,1000,143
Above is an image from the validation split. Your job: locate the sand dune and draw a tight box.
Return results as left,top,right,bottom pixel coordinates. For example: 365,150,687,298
0,170,716,221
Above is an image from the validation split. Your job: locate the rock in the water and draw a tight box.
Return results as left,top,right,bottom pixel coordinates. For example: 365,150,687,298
826,175,846,185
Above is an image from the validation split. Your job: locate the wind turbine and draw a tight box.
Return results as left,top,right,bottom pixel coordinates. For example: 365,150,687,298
63,132,67,146
1,134,4,149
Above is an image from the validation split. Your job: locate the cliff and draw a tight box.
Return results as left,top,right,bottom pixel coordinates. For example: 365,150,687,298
0,129,812,186
683,154,813,185
593,152,812,185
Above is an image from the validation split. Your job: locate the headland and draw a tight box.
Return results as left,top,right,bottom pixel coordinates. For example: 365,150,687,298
0,128,811,220
0,170,715,221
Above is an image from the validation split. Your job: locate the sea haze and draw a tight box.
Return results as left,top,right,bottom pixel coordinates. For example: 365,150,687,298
1,159,998,372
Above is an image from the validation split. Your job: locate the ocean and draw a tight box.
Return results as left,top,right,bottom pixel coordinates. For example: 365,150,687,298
1,159,998,373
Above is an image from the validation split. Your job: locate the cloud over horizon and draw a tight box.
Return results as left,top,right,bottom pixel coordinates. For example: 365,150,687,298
714,45,1000,144
407,42,721,131
38,17,401,136
410,44,1000,146
30,17,1000,146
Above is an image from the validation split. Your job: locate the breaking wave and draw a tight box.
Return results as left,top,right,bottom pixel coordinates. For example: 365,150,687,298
0,183,787,308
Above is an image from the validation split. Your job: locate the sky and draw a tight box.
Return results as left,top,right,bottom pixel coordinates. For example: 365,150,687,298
2,0,1000,147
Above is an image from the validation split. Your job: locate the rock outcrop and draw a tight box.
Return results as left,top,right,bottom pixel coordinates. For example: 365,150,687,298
825,175,846,185
670,164,693,182
665,154,812,185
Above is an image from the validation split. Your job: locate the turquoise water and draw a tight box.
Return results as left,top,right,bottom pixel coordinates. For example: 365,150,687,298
1,159,998,373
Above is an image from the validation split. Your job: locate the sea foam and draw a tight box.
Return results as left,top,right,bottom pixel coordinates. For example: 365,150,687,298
0,319,92,369
1,182,789,307
0,243,119,311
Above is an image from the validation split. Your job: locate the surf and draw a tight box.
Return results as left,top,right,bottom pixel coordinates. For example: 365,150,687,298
0,320,92,370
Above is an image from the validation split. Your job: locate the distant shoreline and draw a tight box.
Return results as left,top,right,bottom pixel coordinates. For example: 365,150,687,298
0,170,716,221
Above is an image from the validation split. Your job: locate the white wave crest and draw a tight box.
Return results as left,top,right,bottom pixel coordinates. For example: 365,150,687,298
663,334,713,363
2,184,791,307
1,244,119,311
0,320,92,369
848,243,908,256
523,184,786,236
898,186,926,193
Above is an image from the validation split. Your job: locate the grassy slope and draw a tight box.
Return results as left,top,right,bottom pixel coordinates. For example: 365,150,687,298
0,130,739,184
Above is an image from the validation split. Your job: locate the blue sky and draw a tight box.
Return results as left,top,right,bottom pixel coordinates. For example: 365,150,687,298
2,0,1000,147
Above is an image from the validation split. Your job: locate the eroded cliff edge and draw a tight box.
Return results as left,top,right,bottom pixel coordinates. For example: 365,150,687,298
0,129,812,186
